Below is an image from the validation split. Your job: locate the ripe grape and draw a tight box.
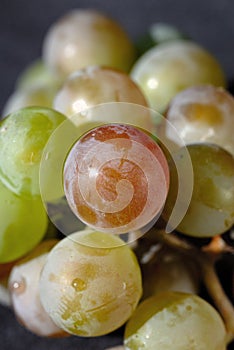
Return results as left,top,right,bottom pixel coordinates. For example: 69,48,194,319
16,59,62,91
8,240,67,337
2,85,58,117
63,123,169,234
131,40,226,113
0,107,65,197
53,66,148,117
43,9,136,78
0,180,48,263
165,85,234,155
163,143,234,237
124,292,226,350
39,230,142,336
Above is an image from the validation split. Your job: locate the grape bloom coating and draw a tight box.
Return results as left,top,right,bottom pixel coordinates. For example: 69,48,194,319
63,124,170,234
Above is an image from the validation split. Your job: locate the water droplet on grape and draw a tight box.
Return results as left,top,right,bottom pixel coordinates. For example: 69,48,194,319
71,278,87,292
10,277,26,295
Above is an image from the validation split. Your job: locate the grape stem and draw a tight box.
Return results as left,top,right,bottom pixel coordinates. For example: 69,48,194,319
147,228,234,344
200,256,234,344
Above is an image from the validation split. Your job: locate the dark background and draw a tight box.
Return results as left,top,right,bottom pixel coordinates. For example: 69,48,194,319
0,0,234,349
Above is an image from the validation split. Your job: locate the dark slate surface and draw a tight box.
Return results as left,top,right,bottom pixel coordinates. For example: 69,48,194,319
0,0,234,349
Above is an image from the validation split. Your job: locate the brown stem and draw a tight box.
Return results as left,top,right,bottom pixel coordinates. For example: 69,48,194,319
199,256,234,344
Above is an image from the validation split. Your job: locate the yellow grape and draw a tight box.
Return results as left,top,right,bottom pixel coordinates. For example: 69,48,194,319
124,292,226,350
43,9,136,78
53,66,148,117
131,40,226,113
40,230,142,336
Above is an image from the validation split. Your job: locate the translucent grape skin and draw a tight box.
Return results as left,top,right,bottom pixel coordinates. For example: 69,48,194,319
0,107,65,197
39,230,142,337
0,180,48,263
163,143,234,237
8,240,68,337
63,123,169,234
165,85,234,156
43,9,136,78
124,292,226,350
53,66,148,117
131,40,226,113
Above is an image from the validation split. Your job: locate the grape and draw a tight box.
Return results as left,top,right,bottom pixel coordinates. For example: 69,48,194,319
8,240,67,337
131,40,226,113
15,59,62,91
0,107,65,197
124,292,226,350
53,66,148,117
165,85,234,155
142,247,199,298
42,9,136,78
2,85,58,118
163,143,234,237
39,229,142,336
0,180,48,263
63,123,169,234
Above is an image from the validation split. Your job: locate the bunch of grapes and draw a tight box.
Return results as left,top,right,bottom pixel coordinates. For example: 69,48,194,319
0,8,233,350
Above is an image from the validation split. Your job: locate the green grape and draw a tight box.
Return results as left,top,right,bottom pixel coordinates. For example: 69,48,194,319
166,85,234,156
124,292,226,350
40,229,142,337
8,240,67,337
131,40,226,113
15,59,62,91
0,107,65,197
0,180,48,263
53,66,148,117
2,85,59,118
43,9,136,78
163,143,234,237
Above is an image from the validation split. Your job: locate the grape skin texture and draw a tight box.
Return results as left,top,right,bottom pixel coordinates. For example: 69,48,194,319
124,292,226,350
166,85,234,156
131,40,226,113
0,107,65,197
43,9,136,78
39,230,142,337
63,123,169,234
8,240,66,337
178,143,234,237
0,180,48,263
163,143,234,237
53,66,148,118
